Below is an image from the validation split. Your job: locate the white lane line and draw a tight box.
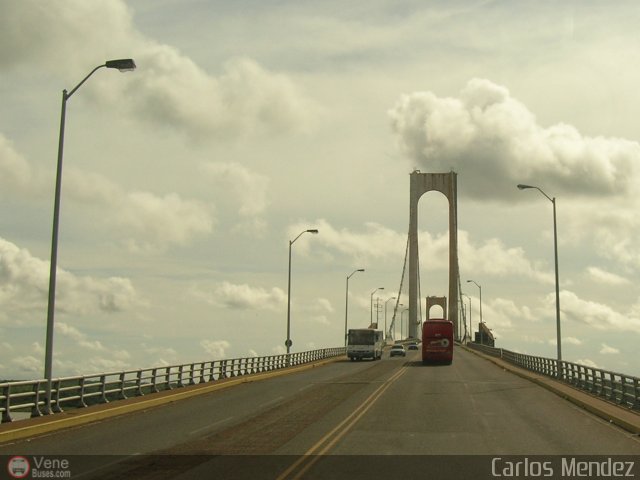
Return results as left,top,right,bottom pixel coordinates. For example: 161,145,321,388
188,416,234,435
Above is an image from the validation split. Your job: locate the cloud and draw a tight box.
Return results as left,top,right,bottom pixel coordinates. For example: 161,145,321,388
201,162,270,223
200,339,231,359
1,2,315,140
0,136,215,252
599,343,620,355
0,237,141,316
0,134,37,195
63,169,215,252
289,219,552,282
126,53,315,140
458,231,553,283
556,290,640,334
389,78,640,200
288,220,404,261
586,266,630,285
575,358,599,369
57,322,106,351
11,355,42,374
192,281,287,312
549,336,582,346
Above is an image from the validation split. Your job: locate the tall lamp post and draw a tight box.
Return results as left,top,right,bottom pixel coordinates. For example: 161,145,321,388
344,269,365,346
384,296,396,341
466,280,483,325
370,287,384,327
44,59,136,415
463,294,472,343
286,229,319,355
517,183,562,361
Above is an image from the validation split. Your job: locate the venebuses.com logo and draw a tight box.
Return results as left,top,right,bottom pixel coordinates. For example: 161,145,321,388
6,456,72,479
6,456,30,479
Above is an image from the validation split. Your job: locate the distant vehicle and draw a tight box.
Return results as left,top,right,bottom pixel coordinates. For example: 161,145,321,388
347,328,384,361
407,343,419,351
422,319,453,365
389,344,406,357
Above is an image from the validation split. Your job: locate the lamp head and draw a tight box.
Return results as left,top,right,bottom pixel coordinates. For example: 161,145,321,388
357,269,365,272
307,229,319,234
517,184,533,190
105,59,136,72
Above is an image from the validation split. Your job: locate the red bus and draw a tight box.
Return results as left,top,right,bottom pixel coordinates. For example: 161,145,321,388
422,319,453,365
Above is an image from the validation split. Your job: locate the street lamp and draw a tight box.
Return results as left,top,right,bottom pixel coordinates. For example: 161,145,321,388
344,269,365,346
44,59,136,415
384,296,396,341
370,287,384,327
463,294,472,343
517,183,562,361
286,229,319,355
466,280,483,325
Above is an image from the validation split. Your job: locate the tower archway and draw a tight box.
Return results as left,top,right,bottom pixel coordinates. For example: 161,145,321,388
409,171,458,338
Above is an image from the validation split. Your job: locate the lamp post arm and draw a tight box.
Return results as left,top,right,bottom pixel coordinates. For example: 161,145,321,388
66,64,106,100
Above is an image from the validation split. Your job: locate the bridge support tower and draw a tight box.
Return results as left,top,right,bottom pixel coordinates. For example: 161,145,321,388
409,171,459,339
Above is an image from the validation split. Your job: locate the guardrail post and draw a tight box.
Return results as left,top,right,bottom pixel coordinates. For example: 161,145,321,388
633,378,640,410
30,381,44,417
165,367,173,390
52,379,64,413
2,384,13,423
177,365,185,387
78,377,88,408
199,363,206,384
136,370,144,396
119,372,127,400
188,364,196,386
100,374,109,403
151,368,159,393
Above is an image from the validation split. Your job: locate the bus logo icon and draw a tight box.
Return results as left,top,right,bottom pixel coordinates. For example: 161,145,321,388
7,456,30,479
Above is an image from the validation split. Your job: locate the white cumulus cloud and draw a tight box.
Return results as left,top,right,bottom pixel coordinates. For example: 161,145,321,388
192,281,287,312
200,339,231,359
0,237,141,316
599,344,620,355
389,78,640,200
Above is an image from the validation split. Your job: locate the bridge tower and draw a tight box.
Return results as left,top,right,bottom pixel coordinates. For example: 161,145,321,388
409,171,459,338
426,295,447,320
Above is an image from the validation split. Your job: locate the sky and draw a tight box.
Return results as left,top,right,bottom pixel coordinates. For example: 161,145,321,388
1,0,640,379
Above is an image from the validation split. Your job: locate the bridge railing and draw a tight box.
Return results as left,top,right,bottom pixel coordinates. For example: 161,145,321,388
467,343,640,411
0,347,345,424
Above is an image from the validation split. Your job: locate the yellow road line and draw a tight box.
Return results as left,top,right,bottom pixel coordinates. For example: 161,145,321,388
276,365,407,480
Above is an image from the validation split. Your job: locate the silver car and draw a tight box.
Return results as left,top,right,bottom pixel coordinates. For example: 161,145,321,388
390,344,406,357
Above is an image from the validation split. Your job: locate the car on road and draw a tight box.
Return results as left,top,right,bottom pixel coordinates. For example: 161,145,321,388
389,344,406,357
407,343,419,351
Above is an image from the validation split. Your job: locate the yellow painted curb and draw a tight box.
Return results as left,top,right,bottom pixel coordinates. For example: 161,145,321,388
0,355,345,444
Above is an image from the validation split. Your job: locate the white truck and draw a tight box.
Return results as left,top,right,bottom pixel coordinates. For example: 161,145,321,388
347,328,384,361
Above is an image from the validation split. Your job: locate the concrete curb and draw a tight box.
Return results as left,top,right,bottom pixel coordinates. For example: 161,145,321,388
0,355,346,444
462,345,640,436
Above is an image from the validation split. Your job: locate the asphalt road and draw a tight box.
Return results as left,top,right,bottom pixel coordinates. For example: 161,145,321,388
1,347,639,479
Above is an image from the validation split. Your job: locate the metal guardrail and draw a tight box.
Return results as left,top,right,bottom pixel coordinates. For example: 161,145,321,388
467,342,640,411
0,347,345,423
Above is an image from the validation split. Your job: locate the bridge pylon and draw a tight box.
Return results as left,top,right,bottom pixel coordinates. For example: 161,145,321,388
409,171,459,339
